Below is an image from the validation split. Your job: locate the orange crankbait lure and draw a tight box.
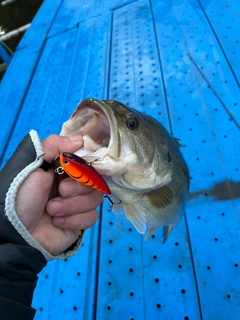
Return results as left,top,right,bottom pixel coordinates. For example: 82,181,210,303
58,152,111,195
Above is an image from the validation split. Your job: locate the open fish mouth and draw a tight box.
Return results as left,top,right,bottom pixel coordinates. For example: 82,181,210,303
60,98,120,160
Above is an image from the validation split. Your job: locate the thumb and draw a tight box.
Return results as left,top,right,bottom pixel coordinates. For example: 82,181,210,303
42,135,83,163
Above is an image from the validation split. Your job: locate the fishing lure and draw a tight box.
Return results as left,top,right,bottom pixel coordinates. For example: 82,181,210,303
55,152,111,195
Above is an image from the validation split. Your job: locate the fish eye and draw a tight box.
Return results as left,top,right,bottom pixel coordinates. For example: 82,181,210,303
63,160,69,165
126,115,139,130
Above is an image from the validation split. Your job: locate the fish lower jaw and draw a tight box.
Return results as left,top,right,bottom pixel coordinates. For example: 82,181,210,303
91,159,128,176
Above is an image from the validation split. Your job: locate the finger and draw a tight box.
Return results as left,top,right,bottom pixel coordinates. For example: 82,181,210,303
46,190,103,216
59,177,96,197
42,135,83,163
52,209,98,230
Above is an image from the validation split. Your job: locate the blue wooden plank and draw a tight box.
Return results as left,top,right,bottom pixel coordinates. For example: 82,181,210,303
109,1,170,128
1,14,111,319
1,0,240,319
48,0,137,37
96,2,201,319
171,0,240,125
0,43,11,64
199,0,240,86
0,0,64,166
1,14,111,164
17,0,63,50
33,224,101,319
0,43,42,167
151,0,240,319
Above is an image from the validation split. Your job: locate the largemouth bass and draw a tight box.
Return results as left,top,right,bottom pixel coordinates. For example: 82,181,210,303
60,98,190,242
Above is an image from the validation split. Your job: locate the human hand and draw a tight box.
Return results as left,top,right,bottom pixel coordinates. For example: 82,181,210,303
15,134,102,256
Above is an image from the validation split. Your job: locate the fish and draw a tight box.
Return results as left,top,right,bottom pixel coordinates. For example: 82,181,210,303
60,98,190,242
59,152,111,195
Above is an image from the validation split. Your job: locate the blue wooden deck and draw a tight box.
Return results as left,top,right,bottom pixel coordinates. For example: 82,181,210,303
0,0,240,319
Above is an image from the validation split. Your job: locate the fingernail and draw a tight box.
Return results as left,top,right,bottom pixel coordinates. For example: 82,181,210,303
48,200,62,215
53,217,66,226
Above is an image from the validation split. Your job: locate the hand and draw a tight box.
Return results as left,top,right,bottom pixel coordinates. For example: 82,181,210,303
15,135,102,256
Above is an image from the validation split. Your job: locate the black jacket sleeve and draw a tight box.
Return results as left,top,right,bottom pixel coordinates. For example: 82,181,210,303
0,133,47,320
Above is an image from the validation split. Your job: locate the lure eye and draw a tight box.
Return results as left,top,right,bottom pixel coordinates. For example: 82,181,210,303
63,160,69,165
126,115,139,130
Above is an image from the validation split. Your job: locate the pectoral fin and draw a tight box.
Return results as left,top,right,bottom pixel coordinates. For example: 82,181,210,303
146,185,173,208
124,204,146,234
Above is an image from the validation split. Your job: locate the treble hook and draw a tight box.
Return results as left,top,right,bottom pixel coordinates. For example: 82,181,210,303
87,158,100,166
104,194,122,212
